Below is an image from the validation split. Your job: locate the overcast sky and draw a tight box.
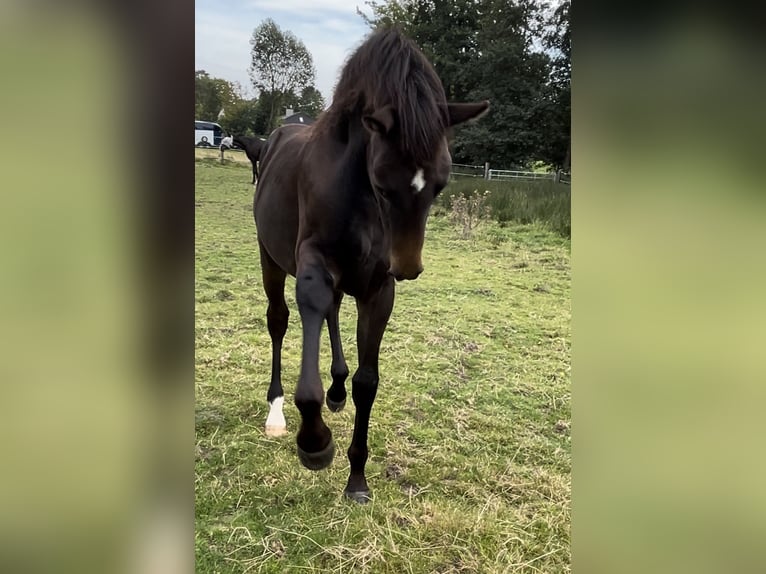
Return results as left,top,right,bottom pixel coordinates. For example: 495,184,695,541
195,0,372,106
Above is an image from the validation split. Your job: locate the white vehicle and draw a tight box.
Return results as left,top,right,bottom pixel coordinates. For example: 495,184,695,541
195,121,224,147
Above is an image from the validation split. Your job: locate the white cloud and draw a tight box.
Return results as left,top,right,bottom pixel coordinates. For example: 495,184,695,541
319,17,365,34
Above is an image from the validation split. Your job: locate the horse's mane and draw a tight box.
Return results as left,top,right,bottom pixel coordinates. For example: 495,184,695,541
314,26,448,164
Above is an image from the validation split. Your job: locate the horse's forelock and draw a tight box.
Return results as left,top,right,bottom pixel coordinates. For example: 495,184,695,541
319,27,447,164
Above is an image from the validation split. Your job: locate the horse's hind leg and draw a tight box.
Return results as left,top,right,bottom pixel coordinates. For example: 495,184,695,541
259,240,289,437
326,290,349,412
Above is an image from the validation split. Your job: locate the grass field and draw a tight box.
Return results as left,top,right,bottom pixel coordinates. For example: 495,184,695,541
196,146,253,166
195,158,571,573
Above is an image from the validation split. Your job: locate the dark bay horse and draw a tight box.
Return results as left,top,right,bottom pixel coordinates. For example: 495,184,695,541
232,135,265,184
253,27,489,502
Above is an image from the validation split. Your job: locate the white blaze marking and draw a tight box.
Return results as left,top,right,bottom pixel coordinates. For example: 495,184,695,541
411,168,426,194
265,396,286,430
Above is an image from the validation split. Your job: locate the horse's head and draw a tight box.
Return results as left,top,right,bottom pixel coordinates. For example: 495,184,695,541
362,101,490,281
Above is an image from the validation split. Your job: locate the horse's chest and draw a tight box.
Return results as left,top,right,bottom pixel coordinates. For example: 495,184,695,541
335,228,388,297
338,260,388,298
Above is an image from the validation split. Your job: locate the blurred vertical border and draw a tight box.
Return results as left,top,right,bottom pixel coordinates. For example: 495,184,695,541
0,1,193,573
4,0,766,572
574,1,766,573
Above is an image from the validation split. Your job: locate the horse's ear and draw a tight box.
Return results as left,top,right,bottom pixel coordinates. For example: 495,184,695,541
362,106,395,136
447,101,490,126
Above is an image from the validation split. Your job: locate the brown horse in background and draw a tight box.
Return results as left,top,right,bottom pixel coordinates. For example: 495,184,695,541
232,135,265,184
253,27,489,502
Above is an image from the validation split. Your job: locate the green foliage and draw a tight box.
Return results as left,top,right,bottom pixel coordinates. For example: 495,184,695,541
195,70,241,121
253,91,282,135
441,177,571,238
249,19,317,132
219,98,261,137
360,0,570,169
282,85,326,120
293,85,325,118
540,0,571,169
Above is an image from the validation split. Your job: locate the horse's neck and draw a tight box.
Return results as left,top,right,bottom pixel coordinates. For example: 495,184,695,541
343,130,389,235
339,123,372,197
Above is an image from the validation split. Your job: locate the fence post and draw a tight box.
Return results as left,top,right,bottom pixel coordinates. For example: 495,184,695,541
553,169,560,183
484,162,490,180
219,146,225,164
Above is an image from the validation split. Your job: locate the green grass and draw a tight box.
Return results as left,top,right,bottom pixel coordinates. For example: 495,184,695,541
196,146,253,166
196,159,571,573
439,178,571,238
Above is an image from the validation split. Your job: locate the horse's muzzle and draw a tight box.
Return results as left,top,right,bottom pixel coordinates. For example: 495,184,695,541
388,265,423,281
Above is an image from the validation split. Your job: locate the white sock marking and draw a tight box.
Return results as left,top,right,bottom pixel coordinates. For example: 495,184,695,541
411,168,426,194
265,396,286,429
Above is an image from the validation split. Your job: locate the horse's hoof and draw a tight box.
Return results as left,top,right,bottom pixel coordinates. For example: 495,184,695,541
344,489,371,504
265,425,288,437
297,440,335,470
326,395,346,412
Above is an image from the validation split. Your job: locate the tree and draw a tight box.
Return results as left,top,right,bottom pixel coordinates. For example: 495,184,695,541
359,0,569,169
540,0,570,170
195,70,218,120
451,0,553,168
284,86,325,118
249,19,316,132
195,70,240,121
219,98,263,137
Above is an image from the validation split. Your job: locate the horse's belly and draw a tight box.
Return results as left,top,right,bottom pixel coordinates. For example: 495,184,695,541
254,127,310,275
254,179,299,276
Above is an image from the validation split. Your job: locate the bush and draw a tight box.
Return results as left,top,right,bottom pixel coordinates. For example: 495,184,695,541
448,189,492,238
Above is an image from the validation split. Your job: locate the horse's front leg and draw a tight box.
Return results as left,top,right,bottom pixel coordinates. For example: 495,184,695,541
345,277,395,502
294,249,335,470
326,290,349,412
